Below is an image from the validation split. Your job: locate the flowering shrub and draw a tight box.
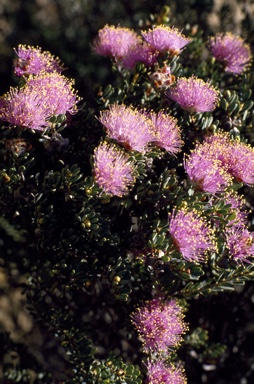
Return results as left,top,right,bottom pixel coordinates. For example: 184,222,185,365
0,3,254,384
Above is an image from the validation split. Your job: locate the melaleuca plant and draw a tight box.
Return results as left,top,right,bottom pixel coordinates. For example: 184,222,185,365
0,4,254,384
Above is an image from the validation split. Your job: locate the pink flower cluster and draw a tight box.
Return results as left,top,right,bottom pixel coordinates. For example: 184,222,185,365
99,104,154,153
93,24,192,69
93,25,141,60
131,298,187,353
149,111,183,154
185,132,254,194
13,44,64,77
208,33,252,75
131,298,187,383
225,227,254,264
146,361,187,384
99,104,183,154
166,76,220,113
93,142,135,197
141,26,192,56
0,45,81,131
95,105,183,196
169,208,215,263
26,72,79,116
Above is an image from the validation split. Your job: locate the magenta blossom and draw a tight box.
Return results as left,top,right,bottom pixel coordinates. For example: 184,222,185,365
149,111,183,154
93,142,135,197
226,142,254,185
26,72,81,116
169,208,215,262
204,133,254,185
202,132,232,167
167,76,219,113
13,44,64,76
208,33,252,74
131,298,186,353
225,226,254,264
93,25,140,61
184,131,254,192
146,361,187,384
0,87,50,131
99,104,154,153
141,25,192,55
198,132,254,186
184,150,232,194
121,41,158,69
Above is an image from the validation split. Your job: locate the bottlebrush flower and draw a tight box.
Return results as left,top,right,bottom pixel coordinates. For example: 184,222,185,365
0,87,50,131
121,41,158,69
99,104,154,152
169,208,215,262
93,142,135,197
149,111,183,154
226,142,254,185
93,25,140,60
184,150,232,194
141,25,192,55
131,298,186,353
202,132,232,167
201,132,254,185
208,33,252,74
166,76,219,113
146,361,187,384
26,72,81,116
225,226,254,264
13,44,64,76
183,131,254,193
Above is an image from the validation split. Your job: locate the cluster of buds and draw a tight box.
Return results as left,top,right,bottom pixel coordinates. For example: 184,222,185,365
149,63,176,89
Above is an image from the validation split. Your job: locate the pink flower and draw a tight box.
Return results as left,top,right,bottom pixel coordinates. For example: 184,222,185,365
121,42,158,69
13,44,64,76
225,226,254,264
93,25,140,60
167,76,219,113
184,150,232,194
202,132,232,167
146,361,187,384
169,208,215,262
194,132,254,186
93,142,135,197
226,142,254,185
99,104,154,153
208,33,252,74
0,87,50,131
150,111,183,154
141,25,192,55
26,72,81,116
131,298,186,353
184,132,254,192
